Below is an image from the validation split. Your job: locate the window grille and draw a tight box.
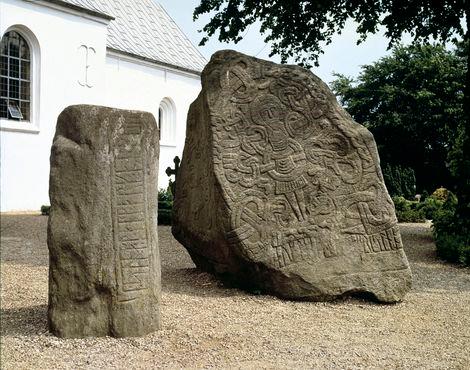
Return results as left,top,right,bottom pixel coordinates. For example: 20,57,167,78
0,31,31,121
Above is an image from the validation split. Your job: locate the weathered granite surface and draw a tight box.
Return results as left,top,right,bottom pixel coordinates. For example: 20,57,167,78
172,50,412,303
48,105,161,338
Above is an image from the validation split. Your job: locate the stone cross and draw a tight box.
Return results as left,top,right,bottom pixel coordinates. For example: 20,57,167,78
166,156,180,178
166,156,180,195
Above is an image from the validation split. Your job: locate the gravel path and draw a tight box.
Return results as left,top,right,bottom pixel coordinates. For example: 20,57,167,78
1,215,469,369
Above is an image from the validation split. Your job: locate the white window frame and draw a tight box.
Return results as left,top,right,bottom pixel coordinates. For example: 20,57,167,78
158,97,176,147
0,25,40,134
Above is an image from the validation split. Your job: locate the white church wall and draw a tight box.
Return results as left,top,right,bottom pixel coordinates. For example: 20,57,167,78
0,0,203,212
0,0,109,211
104,53,201,190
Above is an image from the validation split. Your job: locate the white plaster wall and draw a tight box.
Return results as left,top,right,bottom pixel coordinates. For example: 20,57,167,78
104,54,201,191
0,0,111,211
0,0,202,211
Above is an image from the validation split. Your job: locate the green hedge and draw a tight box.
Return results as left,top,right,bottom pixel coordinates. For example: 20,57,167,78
392,190,454,223
383,164,416,199
158,208,173,226
392,196,426,223
158,188,173,225
41,205,50,216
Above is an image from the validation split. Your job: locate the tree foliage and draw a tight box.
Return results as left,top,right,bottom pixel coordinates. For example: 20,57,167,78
331,44,466,193
194,0,467,66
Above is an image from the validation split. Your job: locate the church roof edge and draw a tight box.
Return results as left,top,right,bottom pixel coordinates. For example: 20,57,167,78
40,0,115,20
50,0,207,73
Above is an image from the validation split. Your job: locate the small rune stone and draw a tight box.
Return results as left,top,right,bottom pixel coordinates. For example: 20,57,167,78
48,105,161,338
172,50,412,303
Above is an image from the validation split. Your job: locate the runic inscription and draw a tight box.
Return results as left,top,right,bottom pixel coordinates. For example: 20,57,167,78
270,231,339,269
112,120,150,302
172,50,412,303
358,226,402,254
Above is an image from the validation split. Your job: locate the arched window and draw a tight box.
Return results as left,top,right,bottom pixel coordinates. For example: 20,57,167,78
0,31,31,121
158,97,176,145
158,107,163,141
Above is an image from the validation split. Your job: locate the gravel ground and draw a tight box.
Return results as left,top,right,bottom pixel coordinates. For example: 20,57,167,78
1,215,469,369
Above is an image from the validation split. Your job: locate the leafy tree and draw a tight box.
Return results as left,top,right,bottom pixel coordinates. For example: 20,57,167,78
331,44,465,193
194,1,467,66
194,0,470,221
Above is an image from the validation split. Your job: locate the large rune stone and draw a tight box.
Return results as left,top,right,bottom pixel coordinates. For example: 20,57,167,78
48,105,161,337
172,50,412,303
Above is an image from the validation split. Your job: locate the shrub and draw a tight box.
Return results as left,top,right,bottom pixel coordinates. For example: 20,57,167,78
432,197,470,266
158,187,173,225
392,196,426,223
434,232,470,265
420,190,429,201
431,187,451,201
392,196,411,212
393,188,457,222
41,205,50,216
396,209,426,223
158,209,173,226
158,187,173,203
416,196,444,220
415,188,457,220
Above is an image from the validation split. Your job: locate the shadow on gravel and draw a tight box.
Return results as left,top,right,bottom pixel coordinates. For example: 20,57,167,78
0,304,48,336
161,267,246,298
